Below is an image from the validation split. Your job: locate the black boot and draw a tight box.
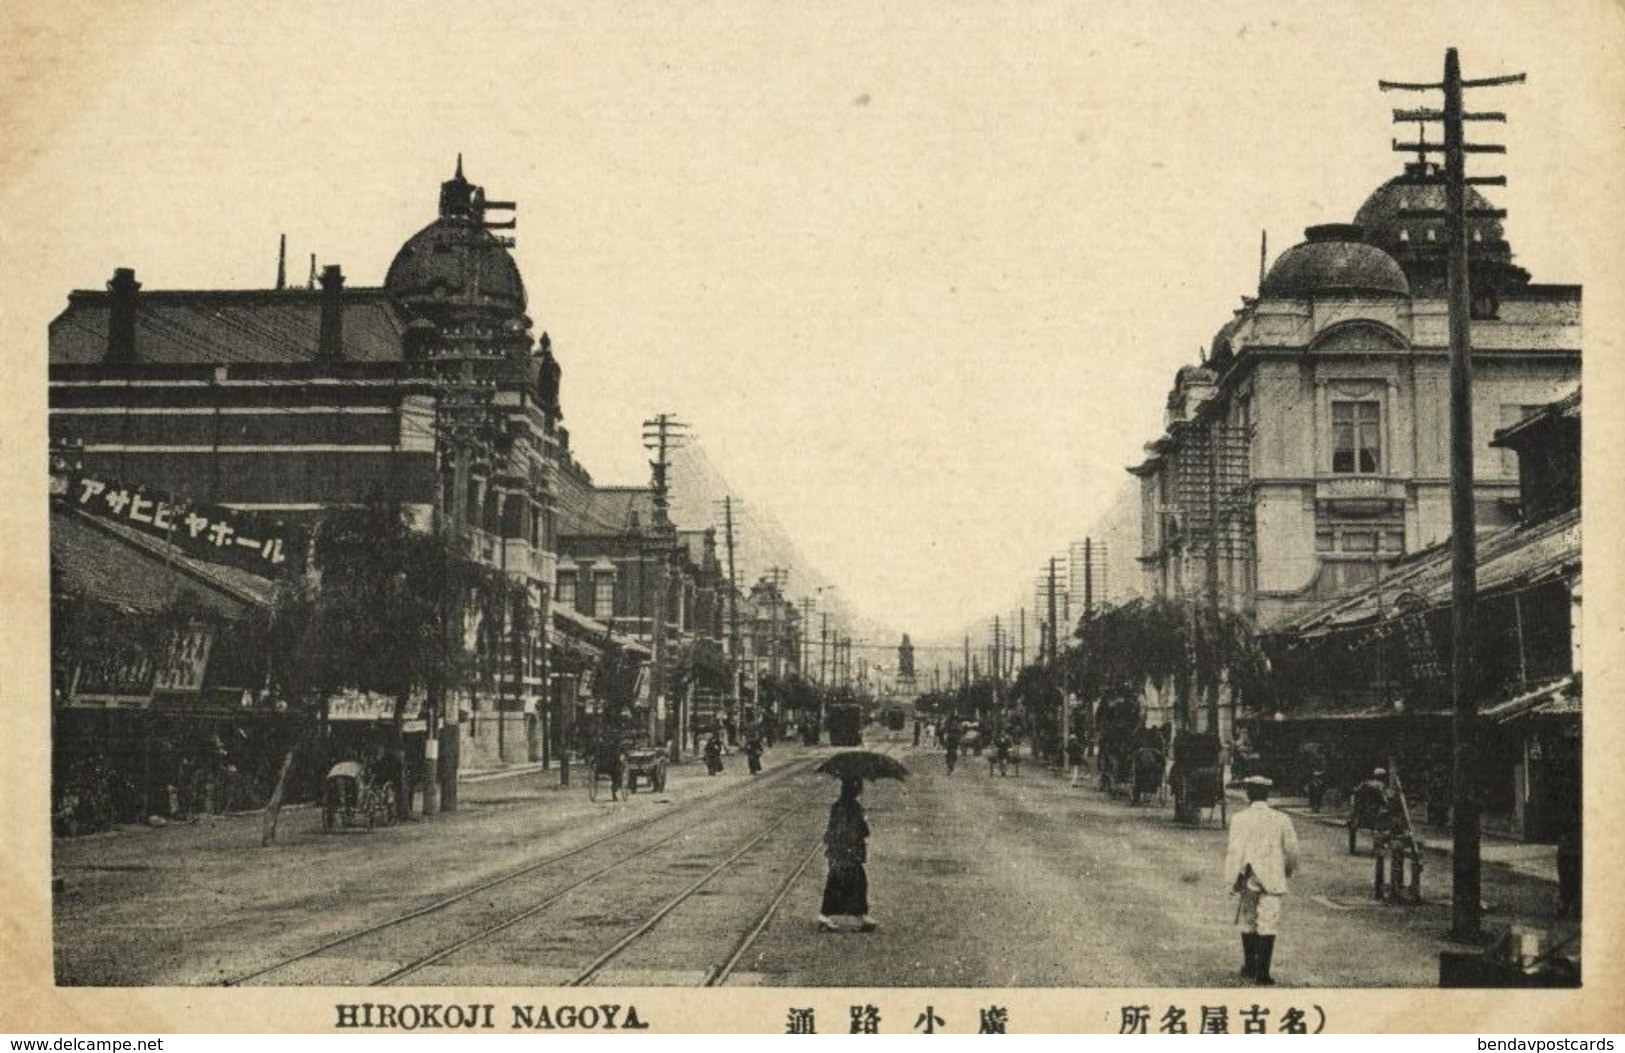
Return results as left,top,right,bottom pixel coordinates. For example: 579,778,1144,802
1255,936,1276,985
1240,933,1257,979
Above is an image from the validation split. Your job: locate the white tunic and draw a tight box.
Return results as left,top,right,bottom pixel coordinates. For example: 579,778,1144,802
1224,800,1301,895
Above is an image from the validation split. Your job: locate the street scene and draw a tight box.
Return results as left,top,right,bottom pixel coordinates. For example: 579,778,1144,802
49,730,1563,988
33,8,1591,1005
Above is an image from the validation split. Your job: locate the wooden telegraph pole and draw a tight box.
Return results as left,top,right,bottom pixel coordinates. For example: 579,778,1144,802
642,414,688,757
718,495,742,730
1381,48,1523,941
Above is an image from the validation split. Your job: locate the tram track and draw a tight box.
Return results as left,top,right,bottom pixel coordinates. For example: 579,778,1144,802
229,740,897,988
560,741,900,988
223,754,821,986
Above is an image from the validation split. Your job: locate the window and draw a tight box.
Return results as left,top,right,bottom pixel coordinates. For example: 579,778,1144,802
1331,399,1381,474
555,572,576,610
593,573,615,621
1313,518,1405,600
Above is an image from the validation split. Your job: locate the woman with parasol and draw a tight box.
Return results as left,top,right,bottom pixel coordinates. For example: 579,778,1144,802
815,751,907,933
820,779,873,932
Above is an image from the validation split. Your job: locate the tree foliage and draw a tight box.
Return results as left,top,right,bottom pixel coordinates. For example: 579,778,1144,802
1067,596,1270,726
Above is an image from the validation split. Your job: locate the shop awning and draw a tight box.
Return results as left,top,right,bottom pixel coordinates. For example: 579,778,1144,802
1279,508,1580,639
551,604,651,658
1482,675,1581,724
52,507,276,618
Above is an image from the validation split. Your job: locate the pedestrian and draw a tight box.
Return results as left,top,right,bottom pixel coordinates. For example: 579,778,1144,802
744,727,764,775
1067,730,1084,787
992,728,1013,776
943,720,961,775
1555,813,1581,919
704,730,725,776
1349,768,1390,854
819,778,875,933
1224,775,1300,985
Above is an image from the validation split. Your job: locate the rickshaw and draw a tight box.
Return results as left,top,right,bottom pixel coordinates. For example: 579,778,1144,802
623,741,669,794
1128,736,1166,805
1100,718,1165,805
586,728,668,800
321,760,397,832
1171,731,1227,828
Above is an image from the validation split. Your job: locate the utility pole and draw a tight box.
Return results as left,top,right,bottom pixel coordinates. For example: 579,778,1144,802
820,611,831,685
764,566,790,680
718,496,742,730
1382,48,1522,942
642,413,688,756
1047,557,1059,665
800,597,814,678
428,358,499,817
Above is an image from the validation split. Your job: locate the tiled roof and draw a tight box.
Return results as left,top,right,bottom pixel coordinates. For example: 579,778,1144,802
557,485,658,538
1482,675,1581,724
49,288,409,365
1278,507,1580,638
551,603,651,656
51,507,276,617
1492,386,1581,448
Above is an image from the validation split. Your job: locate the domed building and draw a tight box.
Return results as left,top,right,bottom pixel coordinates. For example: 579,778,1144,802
1354,159,1530,302
1257,224,1409,300
46,161,578,785
1131,158,1580,743
385,159,530,328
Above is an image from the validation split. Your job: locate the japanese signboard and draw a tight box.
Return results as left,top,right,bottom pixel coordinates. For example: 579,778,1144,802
69,646,156,709
56,470,305,580
326,688,425,724
150,622,214,696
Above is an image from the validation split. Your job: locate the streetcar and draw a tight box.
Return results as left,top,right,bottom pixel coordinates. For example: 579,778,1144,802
826,703,864,747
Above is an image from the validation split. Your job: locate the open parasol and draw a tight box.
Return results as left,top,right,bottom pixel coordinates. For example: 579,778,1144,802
814,750,910,782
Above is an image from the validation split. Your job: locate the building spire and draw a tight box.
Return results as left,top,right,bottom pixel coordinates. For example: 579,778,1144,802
455,152,465,181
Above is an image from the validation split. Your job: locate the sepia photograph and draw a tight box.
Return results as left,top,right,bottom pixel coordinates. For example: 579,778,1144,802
3,0,1621,1035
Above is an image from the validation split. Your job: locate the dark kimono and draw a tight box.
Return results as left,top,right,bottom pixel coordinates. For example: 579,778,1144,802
821,796,871,925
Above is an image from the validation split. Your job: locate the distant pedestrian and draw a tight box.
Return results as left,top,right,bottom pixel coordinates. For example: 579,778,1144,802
1224,775,1300,985
704,730,725,776
1349,768,1390,854
744,727,764,775
1555,811,1581,919
1067,731,1084,787
992,729,1013,776
819,778,875,933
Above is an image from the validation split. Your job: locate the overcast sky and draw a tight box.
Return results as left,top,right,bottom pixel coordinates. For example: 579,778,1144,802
5,1,1621,640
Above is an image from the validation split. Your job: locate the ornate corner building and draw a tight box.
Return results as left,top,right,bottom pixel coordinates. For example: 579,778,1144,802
49,160,570,779
1132,158,1580,632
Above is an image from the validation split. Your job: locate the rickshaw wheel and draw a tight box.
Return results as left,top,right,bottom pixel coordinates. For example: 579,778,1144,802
321,807,336,833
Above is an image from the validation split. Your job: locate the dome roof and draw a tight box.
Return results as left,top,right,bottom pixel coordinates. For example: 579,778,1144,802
1260,224,1409,300
384,161,527,317
385,218,527,314
1355,162,1508,262
1352,161,1527,297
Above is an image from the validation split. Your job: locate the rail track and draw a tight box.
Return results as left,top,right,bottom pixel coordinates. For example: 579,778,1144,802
227,741,896,988
224,753,821,986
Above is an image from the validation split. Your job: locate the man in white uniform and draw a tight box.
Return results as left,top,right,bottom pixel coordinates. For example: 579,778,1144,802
1224,775,1300,984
